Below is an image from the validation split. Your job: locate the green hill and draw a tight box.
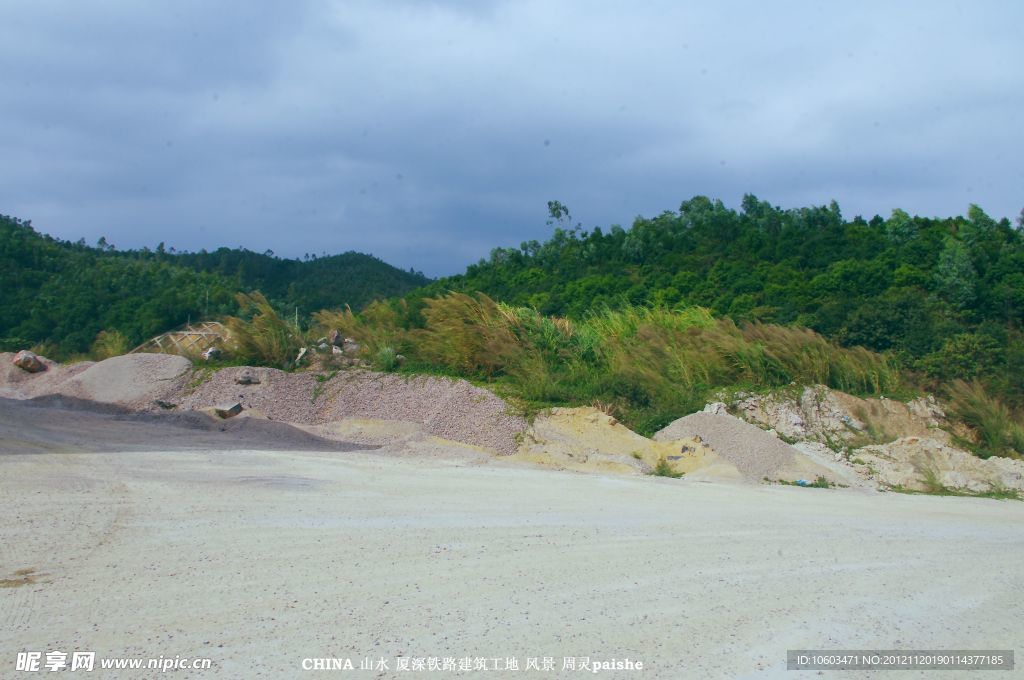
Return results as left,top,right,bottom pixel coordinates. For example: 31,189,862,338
419,196,1024,406
0,214,429,357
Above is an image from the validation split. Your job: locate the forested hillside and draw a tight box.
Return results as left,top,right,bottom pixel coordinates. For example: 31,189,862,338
171,248,427,314
0,215,429,356
422,196,1024,405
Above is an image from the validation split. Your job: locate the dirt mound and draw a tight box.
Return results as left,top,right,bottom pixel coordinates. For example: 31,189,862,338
174,367,526,454
511,407,728,478
852,437,1024,494
653,411,837,483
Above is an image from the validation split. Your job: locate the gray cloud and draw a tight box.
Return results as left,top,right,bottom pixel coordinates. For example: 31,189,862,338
1,0,1021,276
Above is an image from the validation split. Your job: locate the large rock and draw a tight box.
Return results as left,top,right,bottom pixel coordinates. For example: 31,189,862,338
235,369,261,385
729,386,950,447
215,402,243,419
852,437,1024,493
12,350,45,373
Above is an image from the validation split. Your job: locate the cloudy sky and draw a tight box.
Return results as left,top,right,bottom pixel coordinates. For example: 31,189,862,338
2,1,1021,276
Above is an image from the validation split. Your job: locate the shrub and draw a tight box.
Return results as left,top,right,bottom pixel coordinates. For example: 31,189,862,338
90,330,130,359
652,457,684,478
374,346,400,372
947,379,1024,459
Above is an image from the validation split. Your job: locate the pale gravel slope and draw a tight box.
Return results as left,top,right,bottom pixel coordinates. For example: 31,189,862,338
2,446,1022,679
655,411,807,482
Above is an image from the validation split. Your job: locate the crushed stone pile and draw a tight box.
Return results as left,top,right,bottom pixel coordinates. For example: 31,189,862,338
654,411,812,483
174,366,319,423
56,354,193,408
174,367,526,454
318,371,526,455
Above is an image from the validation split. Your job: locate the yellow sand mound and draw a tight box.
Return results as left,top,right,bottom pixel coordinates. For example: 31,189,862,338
510,407,744,481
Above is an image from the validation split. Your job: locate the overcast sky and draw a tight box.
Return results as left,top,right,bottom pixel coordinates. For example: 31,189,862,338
2,1,1021,276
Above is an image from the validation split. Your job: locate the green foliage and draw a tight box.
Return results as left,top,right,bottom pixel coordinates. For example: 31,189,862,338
0,214,428,359
420,196,1024,412
0,215,237,356
374,346,401,372
172,249,428,313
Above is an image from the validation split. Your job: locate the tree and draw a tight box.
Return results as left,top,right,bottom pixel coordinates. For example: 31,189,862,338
935,237,977,310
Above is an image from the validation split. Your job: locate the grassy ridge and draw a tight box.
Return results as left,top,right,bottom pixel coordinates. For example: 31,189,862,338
300,293,898,435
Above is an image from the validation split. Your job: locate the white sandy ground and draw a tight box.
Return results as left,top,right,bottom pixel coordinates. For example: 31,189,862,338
2,446,1023,680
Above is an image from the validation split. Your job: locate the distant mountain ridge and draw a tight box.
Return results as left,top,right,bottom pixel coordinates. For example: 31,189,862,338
0,214,430,356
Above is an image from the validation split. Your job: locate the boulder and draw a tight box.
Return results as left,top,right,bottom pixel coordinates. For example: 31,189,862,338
215,402,243,419
852,437,1024,493
328,329,342,346
235,369,260,385
342,339,360,355
12,350,45,373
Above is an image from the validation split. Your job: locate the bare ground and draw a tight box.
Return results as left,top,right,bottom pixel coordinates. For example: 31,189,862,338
1,408,1022,678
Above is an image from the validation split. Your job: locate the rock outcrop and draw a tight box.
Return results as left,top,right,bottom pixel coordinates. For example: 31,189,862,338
852,437,1024,494
728,386,950,447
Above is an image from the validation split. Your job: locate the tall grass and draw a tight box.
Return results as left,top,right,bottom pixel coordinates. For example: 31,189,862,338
948,380,1024,459
377,292,898,435
223,292,305,368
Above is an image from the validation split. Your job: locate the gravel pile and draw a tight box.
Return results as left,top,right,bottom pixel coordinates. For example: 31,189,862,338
174,366,320,424
173,367,526,455
317,371,526,455
52,354,193,408
654,411,801,482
